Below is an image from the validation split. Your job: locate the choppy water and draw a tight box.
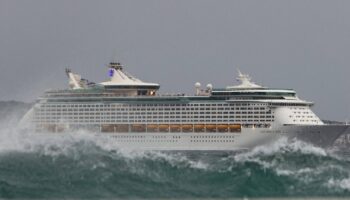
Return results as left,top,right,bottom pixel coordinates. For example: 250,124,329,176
1,104,350,199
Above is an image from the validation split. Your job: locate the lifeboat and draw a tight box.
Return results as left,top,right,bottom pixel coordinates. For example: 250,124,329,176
170,124,181,132
194,124,205,132
182,124,193,132
159,124,169,132
131,124,146,132
115,124,129,132
217,124,228,132
147,124,158,132
229,124,241,132
205,124,217,132
101,124,115,132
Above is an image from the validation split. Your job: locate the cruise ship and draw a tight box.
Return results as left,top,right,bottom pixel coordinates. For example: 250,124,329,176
29,62,350,151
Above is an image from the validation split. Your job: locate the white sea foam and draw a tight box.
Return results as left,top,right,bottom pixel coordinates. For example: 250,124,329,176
234,136,327,163
327,177,350,191
4,123,350,194
228,136,349,186
0,124,212,173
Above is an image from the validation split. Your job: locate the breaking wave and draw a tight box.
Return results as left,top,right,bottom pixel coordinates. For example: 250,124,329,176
1,104,350,198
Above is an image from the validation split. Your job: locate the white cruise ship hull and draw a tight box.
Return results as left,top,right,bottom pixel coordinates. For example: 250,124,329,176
97,125,350,151
29,62,350,151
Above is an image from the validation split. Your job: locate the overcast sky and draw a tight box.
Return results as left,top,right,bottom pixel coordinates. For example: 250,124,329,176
1,0,350,121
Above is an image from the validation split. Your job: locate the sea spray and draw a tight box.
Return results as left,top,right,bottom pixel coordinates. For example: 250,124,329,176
1,127,350,198
1,104,350,198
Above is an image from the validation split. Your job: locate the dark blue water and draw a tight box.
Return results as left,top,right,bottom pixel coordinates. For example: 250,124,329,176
1,127,350,199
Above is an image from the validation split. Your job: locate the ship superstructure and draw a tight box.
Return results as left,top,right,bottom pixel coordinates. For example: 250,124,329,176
30,62,350,150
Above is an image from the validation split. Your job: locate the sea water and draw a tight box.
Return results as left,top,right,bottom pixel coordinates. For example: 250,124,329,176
1,103,350,199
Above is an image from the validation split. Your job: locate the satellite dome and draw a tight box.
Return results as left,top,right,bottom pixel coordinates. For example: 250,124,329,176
206,83,213,91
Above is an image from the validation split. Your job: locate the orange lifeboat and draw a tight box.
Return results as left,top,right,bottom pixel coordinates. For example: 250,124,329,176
205,124,217,132
131,124,146,132
147,124,159,132
159,124,169,132
182,124,193,132
217,124,228,132
194,124,205,132
170,124,181,132
229,124,241,132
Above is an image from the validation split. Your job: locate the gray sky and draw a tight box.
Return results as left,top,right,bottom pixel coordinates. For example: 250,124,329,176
1,0,350,121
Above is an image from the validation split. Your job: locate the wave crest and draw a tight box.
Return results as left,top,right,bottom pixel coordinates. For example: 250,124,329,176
1,125,350,197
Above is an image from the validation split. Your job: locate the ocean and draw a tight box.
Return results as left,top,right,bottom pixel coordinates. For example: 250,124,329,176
1,102,350,199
